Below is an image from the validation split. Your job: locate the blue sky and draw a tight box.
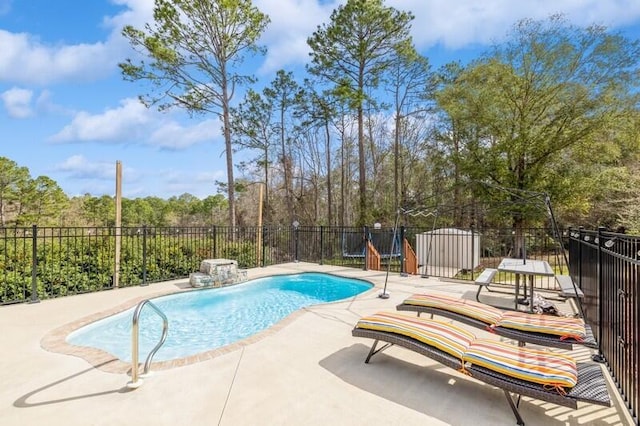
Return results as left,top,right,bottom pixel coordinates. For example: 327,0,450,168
2,0,640,199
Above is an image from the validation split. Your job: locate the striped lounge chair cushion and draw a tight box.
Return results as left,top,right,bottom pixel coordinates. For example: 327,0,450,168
403,294,504,325
355,312,475,360
495,311,587,340
464,339,578,389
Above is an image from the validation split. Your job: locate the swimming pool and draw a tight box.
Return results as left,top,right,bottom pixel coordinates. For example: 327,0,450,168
66,272,372,362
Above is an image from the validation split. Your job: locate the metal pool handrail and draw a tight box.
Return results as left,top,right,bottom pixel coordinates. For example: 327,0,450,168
127,299,168,389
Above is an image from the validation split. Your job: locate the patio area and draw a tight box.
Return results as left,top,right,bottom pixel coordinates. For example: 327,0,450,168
0,263,633,425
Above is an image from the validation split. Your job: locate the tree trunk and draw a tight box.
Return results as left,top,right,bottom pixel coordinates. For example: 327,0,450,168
263,145,269,224
325,121,333,226
221,69,236,228
357,103,366,226
394,113,400,213
340,120,346,227
280,107,293,225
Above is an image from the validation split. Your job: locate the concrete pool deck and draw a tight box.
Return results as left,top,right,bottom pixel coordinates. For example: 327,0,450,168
0,263,634,425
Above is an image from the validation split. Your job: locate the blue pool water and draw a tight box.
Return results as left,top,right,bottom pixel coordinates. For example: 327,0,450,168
66,272,372,362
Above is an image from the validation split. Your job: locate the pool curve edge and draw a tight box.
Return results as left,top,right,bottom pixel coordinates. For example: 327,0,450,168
40,272,376,374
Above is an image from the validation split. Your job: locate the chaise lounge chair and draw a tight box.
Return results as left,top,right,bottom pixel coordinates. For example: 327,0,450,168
396,293,597,350
352,312,611,426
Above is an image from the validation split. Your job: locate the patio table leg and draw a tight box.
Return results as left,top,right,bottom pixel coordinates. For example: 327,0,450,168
528,276,534,313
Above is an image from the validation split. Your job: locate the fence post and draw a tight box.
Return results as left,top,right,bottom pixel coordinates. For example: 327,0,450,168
319,226,324,266
213,226,218,259
141,225,148,286
255,225,262,268
597,226,605,357
363,226,369,271
577,226,583,287
471,223,482,280
30,224,39,304
293,222,300,263
258,225,267,268
400,226,407,277
114,224,121,289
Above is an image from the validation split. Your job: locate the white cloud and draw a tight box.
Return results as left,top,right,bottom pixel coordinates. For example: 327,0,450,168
34,90,72,116
149,118,221,149
3,0,640,86
0,0,152,86
49,98,152,143
53,154,141,195
386,0,640,49
255,0,337,74
49,97,218,149
0,30,117,85
1,87,72,118
53,155,117,180
252,0,640,74
1,87,33,118
106,0,154,31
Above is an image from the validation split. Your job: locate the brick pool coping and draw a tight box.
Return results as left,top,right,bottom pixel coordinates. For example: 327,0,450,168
40,285,308,375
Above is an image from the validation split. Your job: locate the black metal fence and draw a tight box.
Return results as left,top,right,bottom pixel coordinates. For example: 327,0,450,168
1,224,566,304
0,225,295,304
568,227,639,422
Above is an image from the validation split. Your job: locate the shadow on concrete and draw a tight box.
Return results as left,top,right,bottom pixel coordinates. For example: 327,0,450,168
14,361,132,408
320,343,622,426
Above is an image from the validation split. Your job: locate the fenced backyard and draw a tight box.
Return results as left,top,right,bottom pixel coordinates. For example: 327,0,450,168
0,225,569,304
0,224,637,422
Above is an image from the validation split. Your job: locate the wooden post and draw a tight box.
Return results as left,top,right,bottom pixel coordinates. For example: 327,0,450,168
114,161,122,288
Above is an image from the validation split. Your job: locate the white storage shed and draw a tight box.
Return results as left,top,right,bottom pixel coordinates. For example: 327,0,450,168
416,228,481,271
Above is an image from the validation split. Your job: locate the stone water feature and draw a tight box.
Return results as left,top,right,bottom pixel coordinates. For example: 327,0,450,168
189,259,248,288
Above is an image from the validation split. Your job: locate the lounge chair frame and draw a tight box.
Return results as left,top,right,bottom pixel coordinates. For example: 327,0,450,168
353,328,611,426
396,303,597,350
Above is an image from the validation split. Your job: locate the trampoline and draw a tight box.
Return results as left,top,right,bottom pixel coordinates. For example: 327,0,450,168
342,229,401,259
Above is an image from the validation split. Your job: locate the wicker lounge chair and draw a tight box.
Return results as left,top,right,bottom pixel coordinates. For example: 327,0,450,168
352,314,611,426
396,293,597,350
